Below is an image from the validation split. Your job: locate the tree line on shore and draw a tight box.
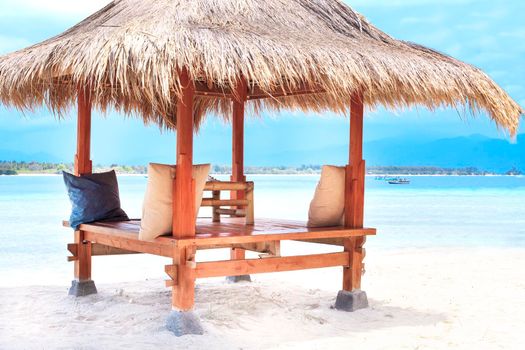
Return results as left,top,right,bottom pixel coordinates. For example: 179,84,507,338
0,161,522,176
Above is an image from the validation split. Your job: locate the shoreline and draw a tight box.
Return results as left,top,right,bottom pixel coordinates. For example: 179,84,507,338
6,173,524,177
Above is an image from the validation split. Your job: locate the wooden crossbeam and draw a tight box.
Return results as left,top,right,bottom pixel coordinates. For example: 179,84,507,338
201,198,249,207
177,228,375,248
82,231,174,257
195,252,349,278
204,181,253,191
193,80,326,100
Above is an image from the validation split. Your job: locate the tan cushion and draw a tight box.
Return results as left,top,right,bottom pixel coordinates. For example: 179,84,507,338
307,165,346,227
139,163,210,241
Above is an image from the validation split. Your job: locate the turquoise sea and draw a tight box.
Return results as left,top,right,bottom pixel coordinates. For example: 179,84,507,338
1,175,524,284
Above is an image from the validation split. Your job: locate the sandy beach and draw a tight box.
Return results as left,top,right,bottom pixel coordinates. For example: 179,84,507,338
1,245,524,350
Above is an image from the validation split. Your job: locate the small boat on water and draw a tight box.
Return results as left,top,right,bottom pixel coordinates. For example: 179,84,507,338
388,178,410,185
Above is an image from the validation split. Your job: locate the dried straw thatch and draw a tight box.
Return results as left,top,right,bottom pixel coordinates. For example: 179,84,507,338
0,0,522,133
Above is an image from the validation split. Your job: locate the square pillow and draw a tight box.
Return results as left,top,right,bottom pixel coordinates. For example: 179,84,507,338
139,163,211,241
63,170,129,230
307,165,346,227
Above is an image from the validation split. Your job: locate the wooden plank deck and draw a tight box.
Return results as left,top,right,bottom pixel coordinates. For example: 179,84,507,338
65,218,375,257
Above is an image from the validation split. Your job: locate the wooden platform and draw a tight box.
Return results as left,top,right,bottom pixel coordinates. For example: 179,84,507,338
65,218,376,258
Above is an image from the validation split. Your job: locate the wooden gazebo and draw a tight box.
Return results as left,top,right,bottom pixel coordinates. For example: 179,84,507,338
0,0,521,336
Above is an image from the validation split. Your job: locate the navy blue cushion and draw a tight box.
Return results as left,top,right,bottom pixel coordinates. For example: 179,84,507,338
63,170,129,229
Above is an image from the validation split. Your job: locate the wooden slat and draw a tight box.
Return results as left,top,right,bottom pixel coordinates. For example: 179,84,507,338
201,198,249,207
66,219,375,255
196,252,349,278
82,230,174,257
178,226,375,247
295,237,345,246
204,181,252,191
92,244,140,256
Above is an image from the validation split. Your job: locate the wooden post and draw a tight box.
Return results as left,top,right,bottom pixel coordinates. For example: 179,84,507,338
173,68,196,239
343,92,366,292
73,88,94,284
230,78,249,262
231,78,248,201
74,88,92,176
172,68,197,311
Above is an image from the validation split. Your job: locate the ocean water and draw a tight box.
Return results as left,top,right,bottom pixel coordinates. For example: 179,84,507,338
0,175,524,284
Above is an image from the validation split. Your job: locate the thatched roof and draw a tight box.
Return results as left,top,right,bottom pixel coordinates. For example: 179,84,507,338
0,0,522,134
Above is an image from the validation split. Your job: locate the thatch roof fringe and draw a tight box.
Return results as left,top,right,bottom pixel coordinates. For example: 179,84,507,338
0,0,522,133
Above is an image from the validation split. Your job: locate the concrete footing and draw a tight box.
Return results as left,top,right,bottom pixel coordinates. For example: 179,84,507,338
334,290,368,312
68,280,97,297
225,275,252,283
166,311,204,336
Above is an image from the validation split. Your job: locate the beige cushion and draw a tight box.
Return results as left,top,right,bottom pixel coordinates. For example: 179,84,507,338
307,165,346,227
139,163,210,241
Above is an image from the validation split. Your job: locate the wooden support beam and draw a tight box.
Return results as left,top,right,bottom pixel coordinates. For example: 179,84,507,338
196,252,349,278
343,91,367,292
193,80,325,100
74,88,92,176
82,230,174,257
73,88,93,284
231,78,247,205
178,227,376,248
245,183,255,225
91,244,140,256
165,265,179,287
172,246,196,311
173,68,196,239
212,190,221,222
172,68,197,312
74,231,92,282
192,241,279,253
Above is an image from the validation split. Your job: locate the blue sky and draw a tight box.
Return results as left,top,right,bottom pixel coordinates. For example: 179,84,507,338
0,0,523,165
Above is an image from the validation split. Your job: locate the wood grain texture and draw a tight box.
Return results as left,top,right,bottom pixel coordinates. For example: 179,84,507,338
70,218,375,253
74,88,92,176
343,92,367,291
196,252,349,278
74,231,92,282
172,246,196,311
173,68,196,239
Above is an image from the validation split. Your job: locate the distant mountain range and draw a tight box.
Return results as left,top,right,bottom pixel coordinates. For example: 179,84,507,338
0,149,61,163
364,134,524,173
1,134,523,173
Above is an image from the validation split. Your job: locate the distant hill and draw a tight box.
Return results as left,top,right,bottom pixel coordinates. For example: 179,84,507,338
0,134,523,173
364,134,524,173
0,149,61,163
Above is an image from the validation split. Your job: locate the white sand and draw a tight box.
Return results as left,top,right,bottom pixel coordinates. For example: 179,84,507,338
1,246,524,350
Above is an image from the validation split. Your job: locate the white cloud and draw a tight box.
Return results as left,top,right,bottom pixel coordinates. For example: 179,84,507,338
0,0,111,19
0,35,32,54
